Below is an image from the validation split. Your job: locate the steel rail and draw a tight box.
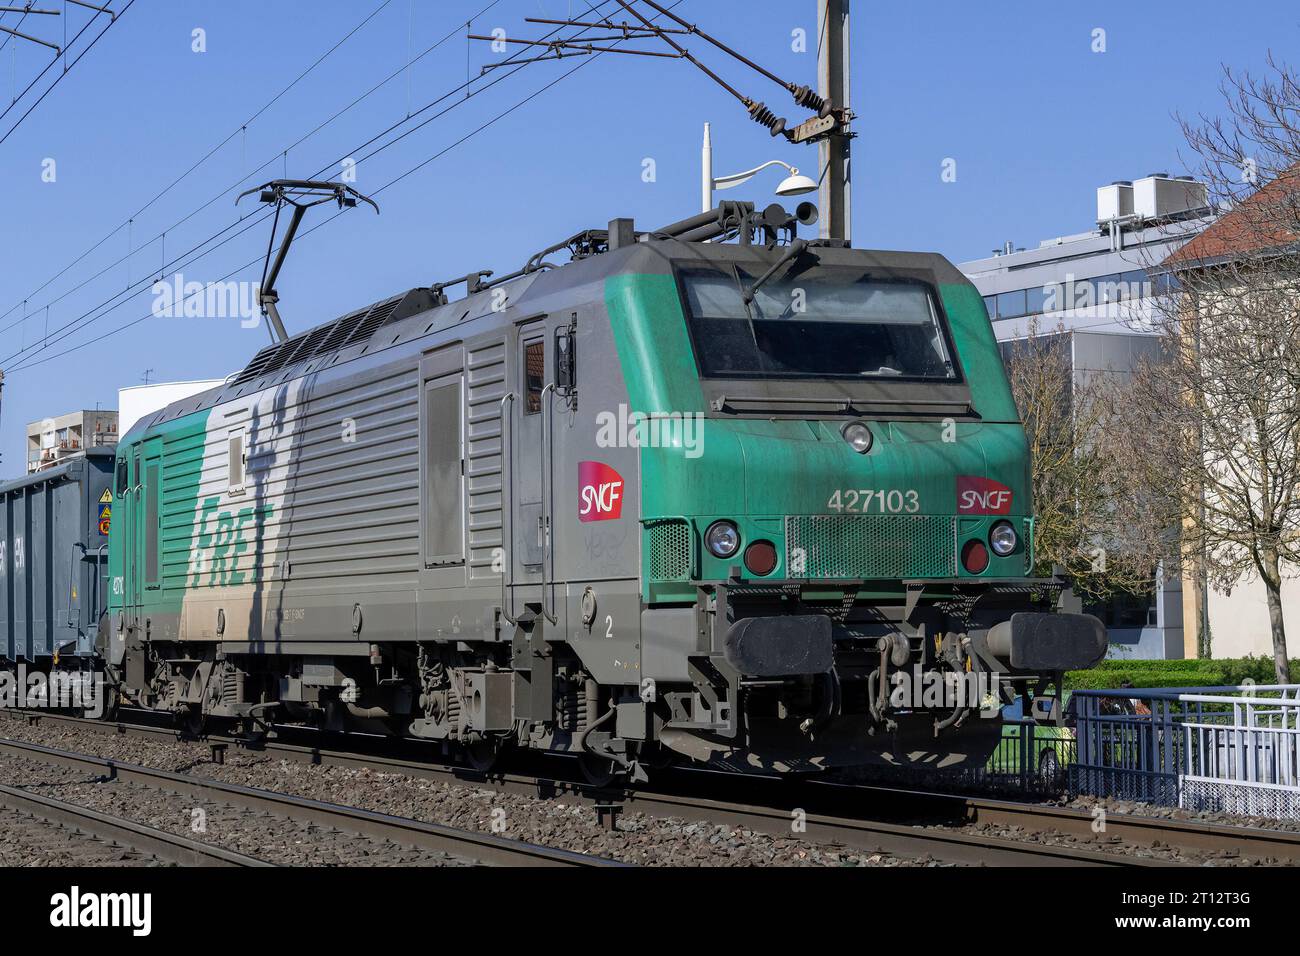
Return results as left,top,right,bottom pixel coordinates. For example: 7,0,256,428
0,732,621,867
0,778,273,866
21,708,1300,863
897,785,1300,862
0,712,1203,866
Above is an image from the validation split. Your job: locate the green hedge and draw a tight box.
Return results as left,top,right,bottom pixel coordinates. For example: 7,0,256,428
1064,656,1299,690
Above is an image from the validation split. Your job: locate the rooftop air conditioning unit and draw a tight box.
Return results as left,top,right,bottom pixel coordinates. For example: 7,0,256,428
1133,173,1209,220
1097,181,1134,222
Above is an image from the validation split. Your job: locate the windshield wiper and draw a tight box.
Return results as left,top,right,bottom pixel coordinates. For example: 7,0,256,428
741,239,809,305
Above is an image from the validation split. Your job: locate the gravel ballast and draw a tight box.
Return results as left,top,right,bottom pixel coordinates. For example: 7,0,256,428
0,715,1286,866
0,752,472,866
0,799,166,867
0,717,926,866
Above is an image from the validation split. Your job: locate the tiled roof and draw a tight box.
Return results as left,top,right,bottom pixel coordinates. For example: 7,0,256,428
1164,164,1300,268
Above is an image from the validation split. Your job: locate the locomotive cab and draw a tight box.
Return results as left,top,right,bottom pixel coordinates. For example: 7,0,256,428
590,227,1106,773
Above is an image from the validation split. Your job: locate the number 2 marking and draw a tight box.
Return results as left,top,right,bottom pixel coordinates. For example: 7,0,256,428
605,615,614,639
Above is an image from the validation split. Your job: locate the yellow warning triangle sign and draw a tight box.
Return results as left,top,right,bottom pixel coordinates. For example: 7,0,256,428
99,489,112,503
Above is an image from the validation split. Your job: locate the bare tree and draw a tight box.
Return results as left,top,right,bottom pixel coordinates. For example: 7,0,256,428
1124,54,1300,682
1003,320,1168,601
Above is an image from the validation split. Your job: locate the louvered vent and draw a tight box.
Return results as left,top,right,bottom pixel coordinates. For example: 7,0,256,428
230,343,281,387
344,295,403,348
256,332,308,379
318,308,368,354
226,288,436,389
285,322,334,366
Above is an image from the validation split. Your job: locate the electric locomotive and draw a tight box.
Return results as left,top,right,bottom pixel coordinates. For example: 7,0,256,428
85,199,1104,779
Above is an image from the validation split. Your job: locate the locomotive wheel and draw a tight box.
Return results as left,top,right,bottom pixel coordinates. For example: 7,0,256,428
465,736,500,772
175,705,204,738
92,688,120,722
639,743,676,771
578,752,618,788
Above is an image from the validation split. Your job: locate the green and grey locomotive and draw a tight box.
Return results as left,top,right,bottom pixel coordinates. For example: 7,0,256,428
89,200,1104,778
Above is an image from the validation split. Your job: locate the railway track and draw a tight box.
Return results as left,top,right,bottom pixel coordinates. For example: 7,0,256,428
0,777,271,866
0,730,620,867
11,710,1283,866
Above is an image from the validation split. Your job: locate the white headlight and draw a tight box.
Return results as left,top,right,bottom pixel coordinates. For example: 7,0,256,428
705,520,740,559
989,520,1018,557
842,421,873,454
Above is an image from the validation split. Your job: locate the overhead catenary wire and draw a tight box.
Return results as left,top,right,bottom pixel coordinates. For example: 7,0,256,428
0,2,583,366
0,0,122,145
3,0,661,372
0,0,398,329
0,0,547,344
633,0,827,114
0,0,508,342
7,0,683,374
1,0,638,342
0,3,32,55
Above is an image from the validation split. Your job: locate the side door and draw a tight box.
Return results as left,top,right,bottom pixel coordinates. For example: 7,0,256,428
512,322,550,590
420,343,467,577
139,438,163,612
126,444,142,625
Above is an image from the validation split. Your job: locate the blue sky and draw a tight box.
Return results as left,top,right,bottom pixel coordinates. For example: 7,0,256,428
0,0,1293,474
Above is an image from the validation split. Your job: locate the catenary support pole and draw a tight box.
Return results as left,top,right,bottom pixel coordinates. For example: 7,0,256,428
701,122,713,213
817,0,850,243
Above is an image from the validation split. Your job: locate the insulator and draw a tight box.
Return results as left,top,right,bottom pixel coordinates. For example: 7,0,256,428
747,100,787,138
790,84,831,118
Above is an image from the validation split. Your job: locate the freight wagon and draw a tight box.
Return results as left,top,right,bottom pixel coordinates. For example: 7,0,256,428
0,446,114,667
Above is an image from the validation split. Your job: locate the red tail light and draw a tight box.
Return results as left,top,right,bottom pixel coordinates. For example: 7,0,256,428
961,539,989,574
744,540,778,576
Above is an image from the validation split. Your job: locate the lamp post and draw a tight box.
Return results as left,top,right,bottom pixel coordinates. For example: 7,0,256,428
701,122,818,213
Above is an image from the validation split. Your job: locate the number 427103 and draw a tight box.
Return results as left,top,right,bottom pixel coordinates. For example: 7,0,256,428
827,489,919,514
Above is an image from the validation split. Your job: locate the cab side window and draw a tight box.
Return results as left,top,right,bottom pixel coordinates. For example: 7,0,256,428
523,339,545,414
228,432,246,494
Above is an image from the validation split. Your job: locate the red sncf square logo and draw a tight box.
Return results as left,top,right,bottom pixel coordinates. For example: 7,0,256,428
956,475,1014,515
578,461,624,522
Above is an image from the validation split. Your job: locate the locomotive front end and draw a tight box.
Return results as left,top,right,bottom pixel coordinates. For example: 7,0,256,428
613,238,1105,773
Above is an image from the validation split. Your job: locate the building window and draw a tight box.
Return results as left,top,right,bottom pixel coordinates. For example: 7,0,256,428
1120,269,1147,300
996,289,1027,320
1026,284,1053,315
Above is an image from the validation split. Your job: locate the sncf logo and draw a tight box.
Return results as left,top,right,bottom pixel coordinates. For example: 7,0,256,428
956,475,1014,515
578,461,624,522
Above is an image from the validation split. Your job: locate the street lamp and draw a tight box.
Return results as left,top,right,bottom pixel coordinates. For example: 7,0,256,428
701,122,818,213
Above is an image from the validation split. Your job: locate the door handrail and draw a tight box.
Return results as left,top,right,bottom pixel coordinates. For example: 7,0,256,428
540,382,557,624
499,392,518,626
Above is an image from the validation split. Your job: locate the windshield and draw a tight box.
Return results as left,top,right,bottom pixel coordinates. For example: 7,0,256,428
678,264,958,381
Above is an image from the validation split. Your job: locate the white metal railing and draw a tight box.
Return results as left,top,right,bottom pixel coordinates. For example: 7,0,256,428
1070,685,1300,819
